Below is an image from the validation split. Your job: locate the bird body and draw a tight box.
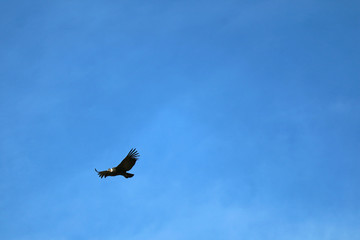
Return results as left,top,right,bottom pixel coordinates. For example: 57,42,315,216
95,148,139,179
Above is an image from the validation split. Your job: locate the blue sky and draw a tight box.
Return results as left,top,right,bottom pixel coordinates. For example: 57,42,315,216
0,0,359,239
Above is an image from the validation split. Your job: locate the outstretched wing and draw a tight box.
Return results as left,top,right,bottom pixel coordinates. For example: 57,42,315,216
95,168,110,178
116,148,139,171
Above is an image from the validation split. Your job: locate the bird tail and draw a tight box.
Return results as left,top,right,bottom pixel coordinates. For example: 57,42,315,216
124,173,134,178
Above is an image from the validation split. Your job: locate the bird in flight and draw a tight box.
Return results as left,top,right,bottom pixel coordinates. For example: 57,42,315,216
95,148,139,179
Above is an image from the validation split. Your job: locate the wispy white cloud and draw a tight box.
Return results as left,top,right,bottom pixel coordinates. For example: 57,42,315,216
122,183,360,240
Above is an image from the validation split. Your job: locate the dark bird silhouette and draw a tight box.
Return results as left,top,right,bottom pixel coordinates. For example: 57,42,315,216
95,148,139,179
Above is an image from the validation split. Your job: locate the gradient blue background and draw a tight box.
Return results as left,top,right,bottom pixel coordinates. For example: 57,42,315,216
1,0,359,239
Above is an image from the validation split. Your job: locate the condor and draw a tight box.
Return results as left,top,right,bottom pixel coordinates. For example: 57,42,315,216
95,148,139,179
